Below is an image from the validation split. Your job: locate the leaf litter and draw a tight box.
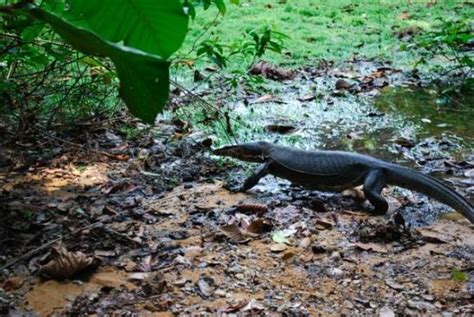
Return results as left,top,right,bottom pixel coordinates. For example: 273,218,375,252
0,62,473,315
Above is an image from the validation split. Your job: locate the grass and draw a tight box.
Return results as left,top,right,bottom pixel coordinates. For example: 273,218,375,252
178,0,473,69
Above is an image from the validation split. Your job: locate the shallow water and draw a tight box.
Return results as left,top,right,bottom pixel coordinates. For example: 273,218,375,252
375,85,474,148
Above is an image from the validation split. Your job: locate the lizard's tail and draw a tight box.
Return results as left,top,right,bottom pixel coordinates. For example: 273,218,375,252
385,164,474,224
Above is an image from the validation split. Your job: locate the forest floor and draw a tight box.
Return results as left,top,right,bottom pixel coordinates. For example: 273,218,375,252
1,60,473,316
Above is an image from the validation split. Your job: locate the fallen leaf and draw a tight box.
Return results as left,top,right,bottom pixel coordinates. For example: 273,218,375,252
416,228,450,244
246,219,271,235
342,187,366,201
249,61,295,81
270,243,287,253
219,224,251,243
281,251,296,261
39,245,101,280
394,137,416,148
335,79,352,90
241,299,265,312
315,218,334,229
272,231,290,244
250,94,284,104
265,124,296,134
299,237,312,249
2,277,24,292
128,272,149,281
354,242,388,253
297,94,316,102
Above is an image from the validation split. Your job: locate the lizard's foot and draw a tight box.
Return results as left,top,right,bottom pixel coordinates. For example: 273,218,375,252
223,181,245,193
361,201,388,215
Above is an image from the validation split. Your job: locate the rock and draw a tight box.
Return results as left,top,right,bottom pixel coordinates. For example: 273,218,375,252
407,300,436,311
326,267,343,278
128,273,149,281
329,251,341,261
270,244,287,253
379,306,395,317
299,237,311,249
227,265,243,274
343,300,354,309
215,289,226,297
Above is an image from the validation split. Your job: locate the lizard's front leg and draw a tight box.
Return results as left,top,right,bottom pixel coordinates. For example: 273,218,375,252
239,161,272,192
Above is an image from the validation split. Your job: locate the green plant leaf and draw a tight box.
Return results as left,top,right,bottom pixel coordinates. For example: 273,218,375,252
451,268,468,282
212,0,226,15
64,0,189,59
27,5,172,123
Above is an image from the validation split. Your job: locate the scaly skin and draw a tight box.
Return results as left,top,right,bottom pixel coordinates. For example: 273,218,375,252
213,141,474,224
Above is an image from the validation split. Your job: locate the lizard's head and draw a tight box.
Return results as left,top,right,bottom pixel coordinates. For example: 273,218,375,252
213,141,272,163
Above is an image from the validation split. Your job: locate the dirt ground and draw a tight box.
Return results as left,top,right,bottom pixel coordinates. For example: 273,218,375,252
0,120,472,316
1,59,473,315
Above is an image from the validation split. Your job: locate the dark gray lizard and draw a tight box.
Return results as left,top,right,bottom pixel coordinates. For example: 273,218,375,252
213,141,474,223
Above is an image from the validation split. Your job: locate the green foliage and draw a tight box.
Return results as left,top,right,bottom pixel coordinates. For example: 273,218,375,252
184,0,239,19
119,124,142,141
404,18,473,83
28,5,178,124
195,26,286,70
451,268,468,282
63,0,188,59
0,0,189,125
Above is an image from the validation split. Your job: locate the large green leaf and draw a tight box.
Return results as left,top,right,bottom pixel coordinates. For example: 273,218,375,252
65,0,188,59
27,5,172,123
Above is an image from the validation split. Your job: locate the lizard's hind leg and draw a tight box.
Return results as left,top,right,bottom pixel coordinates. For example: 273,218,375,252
363,169,388,215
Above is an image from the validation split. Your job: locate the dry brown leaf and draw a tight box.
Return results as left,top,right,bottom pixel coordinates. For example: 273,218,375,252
335,79,352,90
219,224,251,243
315,218,334,229
245,219,268,235
281,251,296,261
416,228,450,244
265,124,296,134
2,276,24,292
354,242,388,253
39,245,101,280
249,61,295,81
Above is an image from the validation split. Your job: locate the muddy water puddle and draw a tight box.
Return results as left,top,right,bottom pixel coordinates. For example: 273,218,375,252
375,86,474,146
